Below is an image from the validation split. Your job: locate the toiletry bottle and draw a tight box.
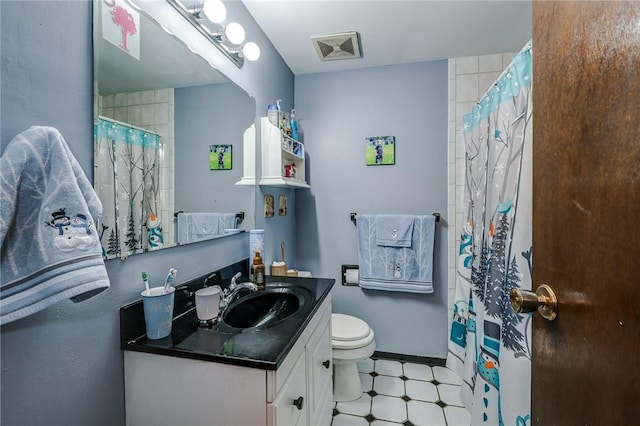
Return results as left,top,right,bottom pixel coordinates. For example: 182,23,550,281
267,104,279,127
251,250,266,290
284,112,291,136
290,109,299,141
276,99,284,130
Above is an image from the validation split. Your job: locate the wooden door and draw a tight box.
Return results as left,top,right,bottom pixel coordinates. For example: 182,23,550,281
532,1,640,424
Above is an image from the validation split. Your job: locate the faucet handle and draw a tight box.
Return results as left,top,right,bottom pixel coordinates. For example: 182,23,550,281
229,272,242,289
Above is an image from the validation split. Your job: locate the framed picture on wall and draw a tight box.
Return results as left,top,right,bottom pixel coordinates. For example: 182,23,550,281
279,195,287,216
209,144,232,170
365,136,395,166
264,194,275,218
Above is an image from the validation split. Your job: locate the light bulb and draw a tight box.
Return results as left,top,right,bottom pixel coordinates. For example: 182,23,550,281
225,22,245,45
242,42,260,61
202,0,226,24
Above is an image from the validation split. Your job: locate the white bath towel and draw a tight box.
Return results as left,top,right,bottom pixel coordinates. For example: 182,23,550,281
0,127,110,324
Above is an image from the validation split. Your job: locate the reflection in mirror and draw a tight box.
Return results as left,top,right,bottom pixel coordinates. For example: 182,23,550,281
93,0,256,260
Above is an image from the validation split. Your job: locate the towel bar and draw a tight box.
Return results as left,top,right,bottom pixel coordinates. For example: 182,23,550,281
350,212,440,225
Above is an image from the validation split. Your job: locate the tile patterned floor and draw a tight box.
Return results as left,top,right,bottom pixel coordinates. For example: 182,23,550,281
331,358,471,426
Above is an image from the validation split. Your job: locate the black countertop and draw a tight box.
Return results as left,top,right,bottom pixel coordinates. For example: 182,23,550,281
120,260,335,370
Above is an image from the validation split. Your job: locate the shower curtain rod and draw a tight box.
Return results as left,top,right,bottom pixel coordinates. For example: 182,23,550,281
475,40,532,107
350,212,440,225
97,115,162,137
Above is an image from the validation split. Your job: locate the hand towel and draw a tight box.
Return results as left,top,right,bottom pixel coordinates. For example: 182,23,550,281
376,214,415,247
177,212,236,244
357,214,436,293
1,126,110,324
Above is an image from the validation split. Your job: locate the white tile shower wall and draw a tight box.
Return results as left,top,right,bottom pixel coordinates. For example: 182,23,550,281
97,89,175,246
447,52,516,334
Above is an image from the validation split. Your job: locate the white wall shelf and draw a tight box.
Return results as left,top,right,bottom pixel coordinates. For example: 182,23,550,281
259,117,310,189
235,123,256,186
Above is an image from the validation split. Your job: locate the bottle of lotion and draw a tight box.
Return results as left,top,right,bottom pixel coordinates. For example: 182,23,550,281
251,250,266,290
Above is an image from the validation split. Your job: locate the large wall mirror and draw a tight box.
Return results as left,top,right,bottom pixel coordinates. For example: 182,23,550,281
93,0,256,260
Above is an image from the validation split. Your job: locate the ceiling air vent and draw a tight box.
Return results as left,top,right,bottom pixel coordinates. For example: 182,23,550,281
311,31,362,61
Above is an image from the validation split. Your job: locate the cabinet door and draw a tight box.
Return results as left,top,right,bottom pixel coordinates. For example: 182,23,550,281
306,320,333,426
269,351,308,426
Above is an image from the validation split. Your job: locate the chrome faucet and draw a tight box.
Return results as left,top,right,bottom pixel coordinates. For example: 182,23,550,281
230,272,242,287
219,273,257,310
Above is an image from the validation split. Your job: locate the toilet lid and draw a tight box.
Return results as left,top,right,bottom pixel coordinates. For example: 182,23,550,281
332,313,371,341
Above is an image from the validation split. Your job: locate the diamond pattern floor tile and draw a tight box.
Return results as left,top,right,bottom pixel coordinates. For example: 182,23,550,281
375,359,404,376
370,420,405,426
406,400,447,426
405,379,439,403
360,372,374,392
371,395,408,423
374,375,406,397
332,413,370,426
336,393,372,417
403,362,434,381
437,383,464,407
333,358,469,426
444,405,472,426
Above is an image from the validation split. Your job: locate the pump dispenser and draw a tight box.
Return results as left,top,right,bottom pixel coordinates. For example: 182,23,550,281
250,250,266,290
275,99,284,130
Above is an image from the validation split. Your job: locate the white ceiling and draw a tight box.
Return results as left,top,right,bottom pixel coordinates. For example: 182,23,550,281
243,0,532,75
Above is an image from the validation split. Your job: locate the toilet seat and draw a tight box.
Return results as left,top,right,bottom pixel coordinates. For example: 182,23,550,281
332,314,375,350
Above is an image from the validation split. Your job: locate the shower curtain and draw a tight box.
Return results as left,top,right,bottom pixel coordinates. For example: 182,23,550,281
94,117,163,259
447,42,533,426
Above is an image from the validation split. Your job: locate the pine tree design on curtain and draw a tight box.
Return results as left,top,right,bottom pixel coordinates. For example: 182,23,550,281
447,42,533,426
94,118,162,260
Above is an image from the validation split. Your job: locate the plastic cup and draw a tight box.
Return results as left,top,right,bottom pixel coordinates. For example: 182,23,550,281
141,286,175,340
195,286,221,321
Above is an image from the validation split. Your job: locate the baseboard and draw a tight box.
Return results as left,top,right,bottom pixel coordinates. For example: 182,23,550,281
372,351,446,367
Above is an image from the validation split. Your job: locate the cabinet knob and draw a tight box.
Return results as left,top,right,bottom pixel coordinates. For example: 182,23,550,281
293,396,304,410
322,360,331,369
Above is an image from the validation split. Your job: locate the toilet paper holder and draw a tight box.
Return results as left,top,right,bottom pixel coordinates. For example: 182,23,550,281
341,264,359,286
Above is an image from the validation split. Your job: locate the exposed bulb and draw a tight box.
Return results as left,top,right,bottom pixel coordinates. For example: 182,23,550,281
225,22,245,45
203,0,226,24
242,42,260,61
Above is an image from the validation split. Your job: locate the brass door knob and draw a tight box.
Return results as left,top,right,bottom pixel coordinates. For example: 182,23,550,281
510,284,558,321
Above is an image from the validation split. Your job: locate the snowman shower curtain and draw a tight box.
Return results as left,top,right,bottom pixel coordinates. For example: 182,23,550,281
94,118,164,259
447,42,533,426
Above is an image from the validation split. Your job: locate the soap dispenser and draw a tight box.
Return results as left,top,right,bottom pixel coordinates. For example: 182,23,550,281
276,99,284,130
250,250,266,290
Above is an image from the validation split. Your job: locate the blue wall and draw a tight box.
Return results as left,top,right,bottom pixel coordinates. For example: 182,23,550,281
294,62,449,358
0,1,293,425
174,82,256,224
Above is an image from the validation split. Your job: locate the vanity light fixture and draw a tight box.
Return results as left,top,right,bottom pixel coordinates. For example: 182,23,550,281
202,0,225,23
167,0,260,68
224,22,245,45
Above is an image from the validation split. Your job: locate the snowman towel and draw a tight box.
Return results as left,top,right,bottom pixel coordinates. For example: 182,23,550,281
0,126,110,325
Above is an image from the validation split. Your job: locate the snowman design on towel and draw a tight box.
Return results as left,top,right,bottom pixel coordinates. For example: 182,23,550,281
47,208,95,251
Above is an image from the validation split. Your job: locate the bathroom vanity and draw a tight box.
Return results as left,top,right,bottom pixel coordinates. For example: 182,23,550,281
120,261,334,426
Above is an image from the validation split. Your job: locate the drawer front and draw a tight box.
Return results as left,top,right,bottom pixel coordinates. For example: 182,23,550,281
269,351,307,426
306,319,333,425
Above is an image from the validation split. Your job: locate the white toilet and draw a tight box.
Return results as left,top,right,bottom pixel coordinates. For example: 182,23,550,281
331,313,376,402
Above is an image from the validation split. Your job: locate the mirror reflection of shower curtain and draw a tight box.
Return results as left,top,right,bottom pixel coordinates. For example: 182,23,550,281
94,118,164,259
447,42,533,426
